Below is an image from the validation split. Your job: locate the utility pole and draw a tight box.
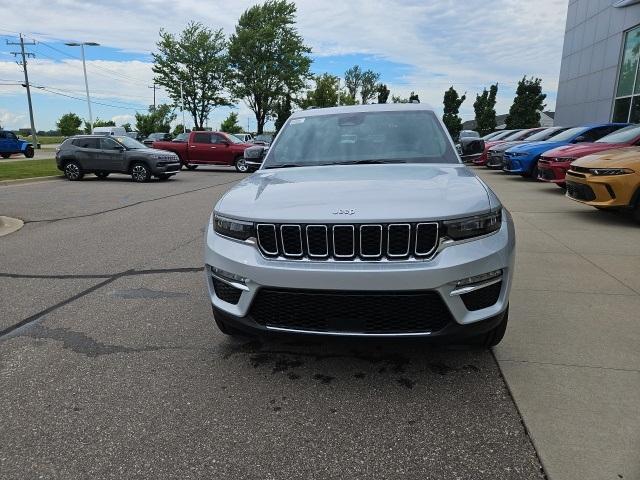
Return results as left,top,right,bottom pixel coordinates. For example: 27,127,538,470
7,34,38,149
149,83,157,109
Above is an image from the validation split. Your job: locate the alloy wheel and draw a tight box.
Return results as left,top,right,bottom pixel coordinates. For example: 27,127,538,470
65,163,80,180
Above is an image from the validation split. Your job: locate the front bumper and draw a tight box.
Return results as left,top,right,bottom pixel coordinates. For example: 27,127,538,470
203,211,516,337
151,161,182,175
486,152,504,169
565,171,640,208
537,161,569,184
502,155,532,174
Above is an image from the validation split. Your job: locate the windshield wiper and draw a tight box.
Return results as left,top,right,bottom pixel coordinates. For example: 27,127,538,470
264,163,306,169
328,159,407,165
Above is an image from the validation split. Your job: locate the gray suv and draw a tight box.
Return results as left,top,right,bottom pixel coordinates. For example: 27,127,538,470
56,135,181,182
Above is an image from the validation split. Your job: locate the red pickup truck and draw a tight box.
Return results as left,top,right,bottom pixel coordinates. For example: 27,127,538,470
152,131,253,172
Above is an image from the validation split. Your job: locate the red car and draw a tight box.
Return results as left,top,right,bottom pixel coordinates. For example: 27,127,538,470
537,124,640,187
152,131,253,172
472,129,544,166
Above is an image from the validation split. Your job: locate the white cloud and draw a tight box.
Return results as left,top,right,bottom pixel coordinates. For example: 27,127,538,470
0,109,25,129
111,114,135,126
0,0,568,128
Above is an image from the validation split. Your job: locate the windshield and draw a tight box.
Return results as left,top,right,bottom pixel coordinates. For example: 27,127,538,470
264,110,458,168
114,136,147,149
525,127,568,141
504,130,535,141
173,133,189,142
223,133,242,144
255,134,273,142
596,124,640,143
490,130,517,141
547,127,586,142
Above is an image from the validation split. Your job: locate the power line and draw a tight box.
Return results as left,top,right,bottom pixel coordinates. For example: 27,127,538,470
35,86,144,111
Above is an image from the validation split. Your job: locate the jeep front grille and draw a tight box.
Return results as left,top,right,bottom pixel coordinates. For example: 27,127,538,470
256,222,439,261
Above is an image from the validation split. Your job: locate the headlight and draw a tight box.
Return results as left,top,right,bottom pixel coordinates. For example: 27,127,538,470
443,209,502,241
589,168,634,176
508,152,528,157
213,214,255,240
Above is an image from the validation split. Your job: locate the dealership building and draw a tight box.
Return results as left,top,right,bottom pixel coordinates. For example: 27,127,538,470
555,0,640,125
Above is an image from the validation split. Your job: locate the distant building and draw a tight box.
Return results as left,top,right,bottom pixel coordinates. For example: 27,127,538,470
555,0,640,125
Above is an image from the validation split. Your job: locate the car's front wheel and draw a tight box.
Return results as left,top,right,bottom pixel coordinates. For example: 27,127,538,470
131,162,151,182
1,153,10,159
234,156,249,173
24,146,34,158
64,161,84,181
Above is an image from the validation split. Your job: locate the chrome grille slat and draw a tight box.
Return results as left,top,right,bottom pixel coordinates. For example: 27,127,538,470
333,225,355,258
256,222,439,261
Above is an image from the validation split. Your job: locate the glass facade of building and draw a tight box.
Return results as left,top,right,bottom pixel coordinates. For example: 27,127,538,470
613,25,640,122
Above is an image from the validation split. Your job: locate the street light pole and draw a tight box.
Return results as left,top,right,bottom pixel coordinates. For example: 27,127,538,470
65,41,99,133
180,81,186,133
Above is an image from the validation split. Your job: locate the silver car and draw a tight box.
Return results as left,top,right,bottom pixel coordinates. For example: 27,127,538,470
204,104,515,346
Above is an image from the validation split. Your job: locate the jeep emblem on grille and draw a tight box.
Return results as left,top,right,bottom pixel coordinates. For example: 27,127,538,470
333,209,355,215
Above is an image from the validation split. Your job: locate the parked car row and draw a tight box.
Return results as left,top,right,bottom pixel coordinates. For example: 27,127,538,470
466,123,640,223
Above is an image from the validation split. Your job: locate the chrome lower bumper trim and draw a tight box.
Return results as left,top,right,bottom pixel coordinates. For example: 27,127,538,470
449,276,502,296
265,326,434,337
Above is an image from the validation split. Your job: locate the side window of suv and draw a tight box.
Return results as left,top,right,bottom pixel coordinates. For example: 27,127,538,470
193,133,211,144
212,134,227,144
73,138,100,149
100,138,122,150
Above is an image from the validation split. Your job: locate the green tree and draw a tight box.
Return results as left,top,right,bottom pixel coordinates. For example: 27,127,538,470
442,87,466,140
344,65,362,103
274,95,292,133
360,70,380,104
228,0,312,134
391,91,418,104
121,122,132,132
56,113,82,136
84,118,115,134
377,84,390,104
505,77,547,129
172,124,188,136
473,83,498,136
298,73,340,109
220,112,243,134
135,104,176,137
339,91,357,105
153,22,232,131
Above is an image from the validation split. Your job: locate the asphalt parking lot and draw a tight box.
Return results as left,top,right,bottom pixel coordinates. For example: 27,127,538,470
1,166,638,479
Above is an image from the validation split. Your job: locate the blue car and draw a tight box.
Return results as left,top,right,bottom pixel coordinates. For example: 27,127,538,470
0,130,34,159
502,123,629,177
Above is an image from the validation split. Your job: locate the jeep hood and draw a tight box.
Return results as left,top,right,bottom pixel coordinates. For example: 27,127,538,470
572,147,640,168
215,164,494,223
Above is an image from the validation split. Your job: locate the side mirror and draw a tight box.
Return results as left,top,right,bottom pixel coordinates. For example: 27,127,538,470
244,145,267,166
459,137,485,158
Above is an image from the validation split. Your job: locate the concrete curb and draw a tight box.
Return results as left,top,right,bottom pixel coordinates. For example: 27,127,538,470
0,175,62,187
0,216,24,237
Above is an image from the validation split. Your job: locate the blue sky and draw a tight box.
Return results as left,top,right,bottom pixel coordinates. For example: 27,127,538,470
0,0,568,132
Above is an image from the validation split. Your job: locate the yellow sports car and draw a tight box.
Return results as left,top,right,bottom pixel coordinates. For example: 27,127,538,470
565,147,640,223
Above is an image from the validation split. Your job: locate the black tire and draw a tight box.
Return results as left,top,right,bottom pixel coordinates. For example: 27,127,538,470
633,203,640,225
1,153,10,159
157,174,171,181
63,161,84,181
130,162,151,182
24,146,34,158
469,307,509,348
234,156,249,173
558,182,567,190
185,164,198,170
95,172,110,179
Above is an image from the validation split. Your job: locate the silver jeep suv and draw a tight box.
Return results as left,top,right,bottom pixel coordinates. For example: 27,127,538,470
204,104,515,346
